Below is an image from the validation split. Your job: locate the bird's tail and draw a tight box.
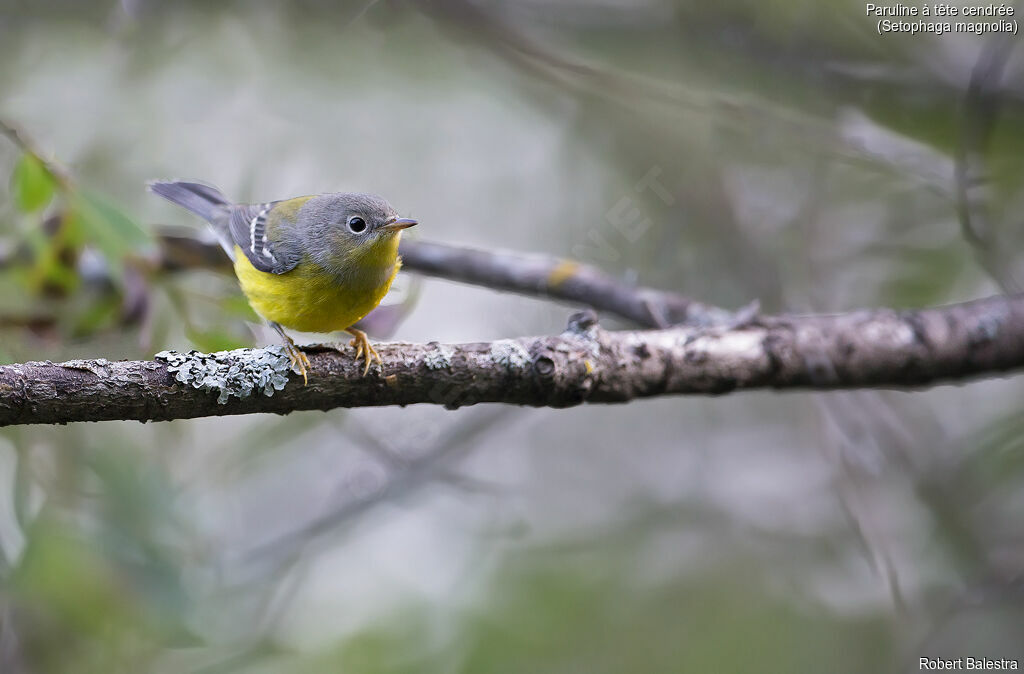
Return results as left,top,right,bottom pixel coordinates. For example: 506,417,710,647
148,180,230,224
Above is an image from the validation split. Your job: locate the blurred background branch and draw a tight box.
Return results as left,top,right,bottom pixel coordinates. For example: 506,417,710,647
154,232,733,328
955,33,1020,292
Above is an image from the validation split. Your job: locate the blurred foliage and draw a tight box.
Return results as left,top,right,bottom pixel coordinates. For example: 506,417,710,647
0,129,156,351
11,153,55,213
0,1,1023,673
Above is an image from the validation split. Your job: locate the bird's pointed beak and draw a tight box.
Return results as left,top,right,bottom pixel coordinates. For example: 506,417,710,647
381,217,418,232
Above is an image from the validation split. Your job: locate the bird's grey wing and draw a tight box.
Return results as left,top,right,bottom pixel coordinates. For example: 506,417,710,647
228,202,302,274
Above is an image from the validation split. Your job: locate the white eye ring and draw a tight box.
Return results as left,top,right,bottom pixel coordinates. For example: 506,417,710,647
347,216,367,233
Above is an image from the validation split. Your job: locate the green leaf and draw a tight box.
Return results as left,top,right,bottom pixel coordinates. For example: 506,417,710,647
11,153,56,213
68,190,152,278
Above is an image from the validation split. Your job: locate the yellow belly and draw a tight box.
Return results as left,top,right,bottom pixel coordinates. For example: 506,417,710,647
232,247,399,334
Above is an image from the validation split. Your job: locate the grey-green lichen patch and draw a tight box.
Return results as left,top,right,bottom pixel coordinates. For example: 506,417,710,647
489,340,531,370
423,343,454,370
155,347,292,404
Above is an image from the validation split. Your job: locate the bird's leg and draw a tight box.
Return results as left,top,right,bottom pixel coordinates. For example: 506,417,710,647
270,322,310,385
343,327,382,376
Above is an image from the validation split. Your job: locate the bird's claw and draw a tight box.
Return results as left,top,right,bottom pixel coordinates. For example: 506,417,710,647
347,328,382,376
283,340,311,386
270,322,311,385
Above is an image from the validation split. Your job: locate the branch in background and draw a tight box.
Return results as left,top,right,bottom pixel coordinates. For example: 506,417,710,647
1,229,724,330
156,232,730,328
1,294,1022,427
837,108,955,199
955,34,1019,292
0,118,72,188
244,407,513,568
395,239,734,327
416,0,833,144
2,117,723,331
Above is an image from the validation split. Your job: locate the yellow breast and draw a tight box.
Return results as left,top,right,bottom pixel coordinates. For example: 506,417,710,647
232,245,401,334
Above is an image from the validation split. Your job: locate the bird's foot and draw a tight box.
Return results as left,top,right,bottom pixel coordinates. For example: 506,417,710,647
280,335,311,385
345,327,382,376
269,322,311,385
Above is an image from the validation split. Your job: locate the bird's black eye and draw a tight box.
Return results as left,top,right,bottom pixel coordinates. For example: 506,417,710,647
347,216,367,233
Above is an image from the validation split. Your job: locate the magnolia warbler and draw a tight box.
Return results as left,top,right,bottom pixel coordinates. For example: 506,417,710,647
149,180,417,382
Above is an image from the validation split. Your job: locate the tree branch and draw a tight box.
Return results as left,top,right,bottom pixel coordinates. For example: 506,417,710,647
954,34,1019,292
2,294,1022,427
2,232,724,329
395,240,740,327
154,233,728,328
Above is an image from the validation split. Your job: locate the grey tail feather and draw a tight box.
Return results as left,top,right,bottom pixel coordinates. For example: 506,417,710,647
148,180,230,224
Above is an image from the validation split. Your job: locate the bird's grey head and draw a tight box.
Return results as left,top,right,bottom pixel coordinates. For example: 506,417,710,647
297,192,417,273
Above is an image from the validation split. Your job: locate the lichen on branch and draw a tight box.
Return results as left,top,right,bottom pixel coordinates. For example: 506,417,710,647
1,294,1022,427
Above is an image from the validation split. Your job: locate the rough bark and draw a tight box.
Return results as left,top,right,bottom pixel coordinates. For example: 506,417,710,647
1,294,1022,427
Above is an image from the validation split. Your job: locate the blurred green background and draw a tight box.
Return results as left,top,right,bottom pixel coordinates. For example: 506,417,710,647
1,1,1024,672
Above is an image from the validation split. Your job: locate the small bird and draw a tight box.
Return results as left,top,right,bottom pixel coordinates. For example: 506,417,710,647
148,180,417,382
